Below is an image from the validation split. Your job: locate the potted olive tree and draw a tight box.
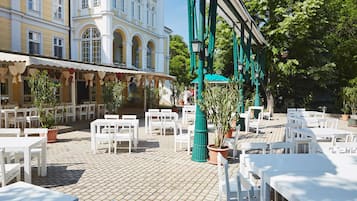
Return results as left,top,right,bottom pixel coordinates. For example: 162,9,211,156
28,70,60,142
198,81,239,164
103,81,125,114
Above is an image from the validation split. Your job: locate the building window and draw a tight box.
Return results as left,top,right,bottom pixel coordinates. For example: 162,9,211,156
112,0,116,8
28,0,40,12
147,45,152,69
54,37,64,58
93,0,100,7
131,1,134,18
82,0,88,9
137,0,141,20
151,7,155,26
28,31,41,55
54,0,63,19
132,38,140,68
81,28,101,64
146,3,149,24
120,0,125,12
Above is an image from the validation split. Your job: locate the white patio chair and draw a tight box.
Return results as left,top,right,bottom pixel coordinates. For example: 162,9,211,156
290,128,314,153
0,129,21,164
160,109,172,113
121,115,137,120
26,108,40,128
149,111,162,135
104,114,120,119
8,108,27,129
161,112,178,136
318,118,338,129
217,153,258,201
240,142,267,155
96,104,105,118
113,123,133,154
248,112,263,134
54,106,65,124
94,122,114,154
269,142,294,154
0,148,20,187
148,109,160,112
77,105,88,120
224,125,241,159
64,105,76,123
87,104,96,120
174,124,194,155
23,128,48,176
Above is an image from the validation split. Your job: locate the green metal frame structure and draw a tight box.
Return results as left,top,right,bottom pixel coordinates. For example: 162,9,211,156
188,0,266,162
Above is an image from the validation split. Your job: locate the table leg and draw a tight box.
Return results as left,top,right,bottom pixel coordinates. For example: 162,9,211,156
90,123,96,154
145,114,148,134
24,147,31,183
134,124,138,150
41,139,47,176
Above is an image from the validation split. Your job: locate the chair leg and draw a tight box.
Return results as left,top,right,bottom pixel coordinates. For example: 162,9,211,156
37,156,41,176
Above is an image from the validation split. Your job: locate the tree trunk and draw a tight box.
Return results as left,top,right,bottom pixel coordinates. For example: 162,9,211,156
262,67,275,115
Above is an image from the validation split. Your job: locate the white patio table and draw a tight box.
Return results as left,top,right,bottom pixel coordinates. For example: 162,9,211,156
90,119,139,153
241,154,357,201
299,127,352,141
0,137,47,183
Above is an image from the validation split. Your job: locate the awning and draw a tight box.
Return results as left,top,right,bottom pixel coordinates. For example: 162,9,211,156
191,74,229,84
0,52,176,81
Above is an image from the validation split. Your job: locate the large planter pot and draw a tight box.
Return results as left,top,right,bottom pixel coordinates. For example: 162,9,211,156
341,114,350,121
348,118,357,127
47,128,58,143
207,144,229,165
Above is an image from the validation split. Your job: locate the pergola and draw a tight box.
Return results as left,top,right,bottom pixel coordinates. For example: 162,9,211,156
187,0,267,162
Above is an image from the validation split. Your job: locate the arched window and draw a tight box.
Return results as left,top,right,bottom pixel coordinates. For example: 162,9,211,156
113,31,124,64
81,27,101,63
132,38,140,67
147,42,154,69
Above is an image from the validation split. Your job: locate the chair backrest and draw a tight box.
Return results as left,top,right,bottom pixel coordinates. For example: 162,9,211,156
269,142,294,154
0,128,21,137
160,109,172,113
122,115,137,120
27,108,39,116
217,153,231,199
241,142,267,154
319,118,338,129
104,114,120,119
148,109,160,112
23,128,48,137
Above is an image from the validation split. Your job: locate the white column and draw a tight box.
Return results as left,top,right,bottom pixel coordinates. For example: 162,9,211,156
71,72,76,105
126,40,132,68
101,2,113,65
156,38,164,72
142,46,147,70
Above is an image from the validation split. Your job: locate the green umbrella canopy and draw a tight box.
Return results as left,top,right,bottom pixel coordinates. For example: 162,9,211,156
191,74,229,84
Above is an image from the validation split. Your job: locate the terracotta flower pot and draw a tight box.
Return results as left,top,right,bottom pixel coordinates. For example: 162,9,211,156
224,129,234,138
341,114,350,121
207,144,229,165
47,128,58,143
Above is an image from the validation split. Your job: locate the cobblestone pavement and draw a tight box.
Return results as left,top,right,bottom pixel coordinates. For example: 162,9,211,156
25,114,356,201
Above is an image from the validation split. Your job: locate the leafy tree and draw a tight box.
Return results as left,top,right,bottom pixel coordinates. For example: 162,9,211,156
243,0,357,112
169,35,195,86
103,81,125,114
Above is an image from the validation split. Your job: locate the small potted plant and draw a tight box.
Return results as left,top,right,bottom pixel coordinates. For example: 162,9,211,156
28,70,60,142
341,100,350,121
198,81,239,164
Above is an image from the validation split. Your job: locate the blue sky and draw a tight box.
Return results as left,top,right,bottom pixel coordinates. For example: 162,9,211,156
164,0,189,44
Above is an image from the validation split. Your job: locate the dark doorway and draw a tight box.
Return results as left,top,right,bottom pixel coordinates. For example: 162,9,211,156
76,81,89,104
